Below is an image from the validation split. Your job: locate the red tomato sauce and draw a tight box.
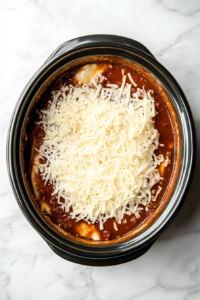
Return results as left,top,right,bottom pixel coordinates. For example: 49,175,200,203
25,62,175,241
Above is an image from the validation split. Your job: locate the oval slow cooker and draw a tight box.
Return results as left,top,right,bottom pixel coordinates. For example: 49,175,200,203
7,35,196,266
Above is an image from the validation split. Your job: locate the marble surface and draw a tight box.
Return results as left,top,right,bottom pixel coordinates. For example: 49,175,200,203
1,0,200,299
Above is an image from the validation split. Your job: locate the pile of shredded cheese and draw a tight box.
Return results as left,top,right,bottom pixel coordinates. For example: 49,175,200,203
36,74,164,229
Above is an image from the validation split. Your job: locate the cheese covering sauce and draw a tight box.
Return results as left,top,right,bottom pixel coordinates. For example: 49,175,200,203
24,61,176,241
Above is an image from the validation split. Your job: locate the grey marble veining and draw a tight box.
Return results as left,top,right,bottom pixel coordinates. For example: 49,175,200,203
1,0,200,299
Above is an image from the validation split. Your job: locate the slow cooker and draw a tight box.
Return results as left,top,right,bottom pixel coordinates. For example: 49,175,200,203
7,35,196,266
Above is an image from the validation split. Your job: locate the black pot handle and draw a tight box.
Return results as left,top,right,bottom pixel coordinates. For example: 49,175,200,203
45,35,155,64
46,239,156,266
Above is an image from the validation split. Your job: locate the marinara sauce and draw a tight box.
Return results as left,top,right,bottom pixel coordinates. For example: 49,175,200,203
27,62,175,241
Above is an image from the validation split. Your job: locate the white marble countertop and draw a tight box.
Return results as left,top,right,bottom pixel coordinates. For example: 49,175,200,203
1,0,200,299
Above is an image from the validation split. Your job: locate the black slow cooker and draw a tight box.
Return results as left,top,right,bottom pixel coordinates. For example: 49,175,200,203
7,35,196,266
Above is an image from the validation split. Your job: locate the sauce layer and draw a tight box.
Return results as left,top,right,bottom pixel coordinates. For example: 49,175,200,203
23,60,176,242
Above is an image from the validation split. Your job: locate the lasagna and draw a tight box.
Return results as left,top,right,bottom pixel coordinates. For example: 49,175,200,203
22,60,178,242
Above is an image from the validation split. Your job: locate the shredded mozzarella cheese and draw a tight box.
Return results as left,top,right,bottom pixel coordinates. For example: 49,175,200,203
36,75,163,229
113,222,118,231
127,73,137,87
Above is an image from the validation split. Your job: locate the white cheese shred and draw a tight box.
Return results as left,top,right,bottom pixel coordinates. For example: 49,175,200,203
113,222,118,231
36,75,163,228
127,73,137,87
